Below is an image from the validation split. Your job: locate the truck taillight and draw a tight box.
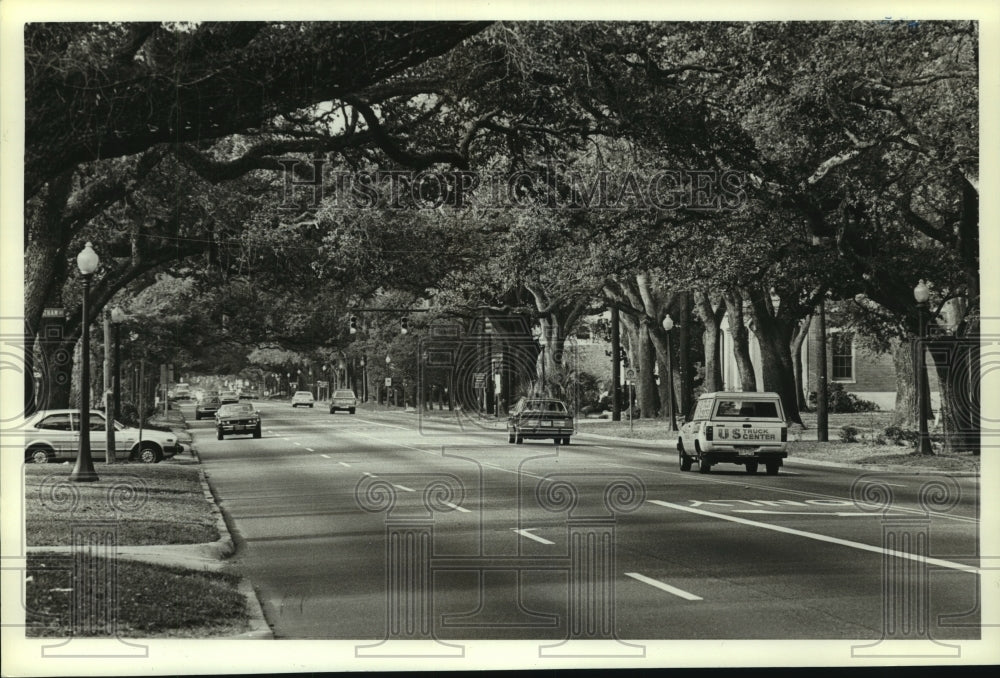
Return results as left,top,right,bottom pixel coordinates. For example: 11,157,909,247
780,426,787,442
705,425,713,441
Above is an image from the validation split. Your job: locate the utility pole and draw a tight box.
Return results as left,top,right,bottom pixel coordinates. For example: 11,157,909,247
611,307,621,422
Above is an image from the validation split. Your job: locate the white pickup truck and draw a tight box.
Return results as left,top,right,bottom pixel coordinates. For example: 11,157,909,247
677,392,788,475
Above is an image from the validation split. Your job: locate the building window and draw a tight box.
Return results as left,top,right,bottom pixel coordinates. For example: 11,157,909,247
830,331,855,382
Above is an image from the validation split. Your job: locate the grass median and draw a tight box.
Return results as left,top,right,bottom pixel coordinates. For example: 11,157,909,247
22,462,251,638
25,554,248,638
24,464,219,546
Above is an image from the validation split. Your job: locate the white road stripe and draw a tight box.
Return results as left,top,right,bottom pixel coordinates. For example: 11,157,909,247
481,462,552,483
392,484,415,492
320,454,330,458
594,445,616,450
443,501,471,513
294,441,302,446
512,528,554,545
648,500,980,575
338,462,350,467
305,447,314,452
625,572,703,601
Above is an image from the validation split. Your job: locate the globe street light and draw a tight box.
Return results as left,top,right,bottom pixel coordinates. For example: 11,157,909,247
71,242,100,482
913,281,933,454
661,314,678,431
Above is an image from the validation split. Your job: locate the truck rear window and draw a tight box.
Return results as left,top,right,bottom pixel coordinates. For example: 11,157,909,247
714,400,780,419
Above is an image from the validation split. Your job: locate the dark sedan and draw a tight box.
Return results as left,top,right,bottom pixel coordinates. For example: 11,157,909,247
215,402,262,439
506,397,575,445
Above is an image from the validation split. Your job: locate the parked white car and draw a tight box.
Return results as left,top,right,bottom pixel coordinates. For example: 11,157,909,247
291,391,315,408
21,409,180,464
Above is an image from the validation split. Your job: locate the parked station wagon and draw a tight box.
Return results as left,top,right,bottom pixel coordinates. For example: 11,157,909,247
506,397,575,445
677,392,788,475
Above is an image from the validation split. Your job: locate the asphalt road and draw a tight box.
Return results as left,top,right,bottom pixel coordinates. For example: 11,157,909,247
181,400,981,642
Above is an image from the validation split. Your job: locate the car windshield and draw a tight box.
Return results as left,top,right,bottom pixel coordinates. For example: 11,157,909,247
334,391,355,398
218,404,255,416
294,392,312,397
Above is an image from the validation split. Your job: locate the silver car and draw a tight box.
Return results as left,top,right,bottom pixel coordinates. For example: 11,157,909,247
329,390,358,414
291,391,315,408
21,409,179,464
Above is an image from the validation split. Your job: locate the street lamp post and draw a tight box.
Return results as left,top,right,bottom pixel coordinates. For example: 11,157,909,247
661,314,678,431
71,242,100,482
914,281,933,455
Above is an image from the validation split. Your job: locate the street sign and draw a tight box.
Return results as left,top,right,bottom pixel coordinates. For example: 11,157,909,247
624,368,637,381
385,377,392,387
473,372,486,389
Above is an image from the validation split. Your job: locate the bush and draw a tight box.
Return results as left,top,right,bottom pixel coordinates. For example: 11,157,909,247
838,425,860,443
808,382,879,413
883,425,920,446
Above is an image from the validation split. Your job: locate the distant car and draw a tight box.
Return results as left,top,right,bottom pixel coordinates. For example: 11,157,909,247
219,391,239,404
291,391,315,407
329,390,358,414
22,409,179,464
506,397,575,445
239,390,260,400
215,402,262,440
195,395,222,420
677,391,788,475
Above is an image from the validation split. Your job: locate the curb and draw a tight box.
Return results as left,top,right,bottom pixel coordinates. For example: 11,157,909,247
190,441,274,639
784,455,980,476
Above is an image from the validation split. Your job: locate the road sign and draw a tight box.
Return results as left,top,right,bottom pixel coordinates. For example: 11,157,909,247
385,377,392,387
473,372,486,389
624,368,637,381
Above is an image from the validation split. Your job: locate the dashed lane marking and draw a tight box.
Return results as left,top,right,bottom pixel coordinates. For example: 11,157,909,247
647,500,980,575
443,501,471,513
512,528,554,545
305,447,314,452
320,454,330,459
392,484,415,492
624,573,703,601
338,462,350,467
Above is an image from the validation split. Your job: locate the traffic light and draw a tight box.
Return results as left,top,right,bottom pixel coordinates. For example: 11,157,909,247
349,316,358,334
400,317,408,334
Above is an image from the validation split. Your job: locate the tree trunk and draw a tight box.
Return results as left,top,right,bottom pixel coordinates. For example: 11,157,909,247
891,339,918,428
747,289,803,426
638,323,658,418
791,314,812,412
929,337,978,454
723,290,757,391
693,290,724,393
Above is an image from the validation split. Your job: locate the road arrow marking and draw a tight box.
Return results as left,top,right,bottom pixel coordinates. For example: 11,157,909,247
625,573,703,601
512,528,554,545
648,500,980,575
733,510,906,517
443,501,471,513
